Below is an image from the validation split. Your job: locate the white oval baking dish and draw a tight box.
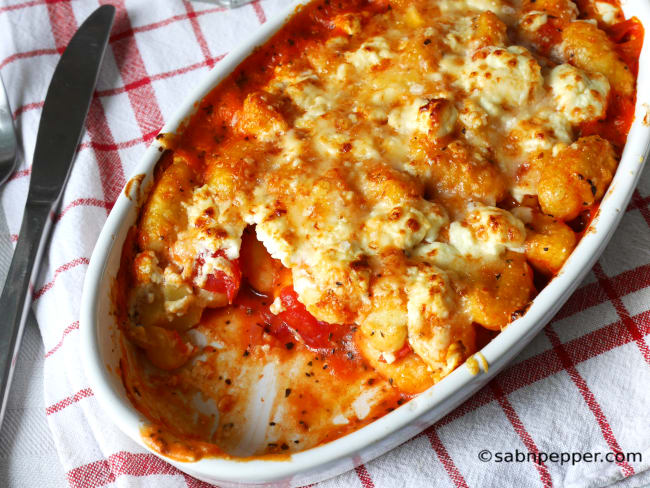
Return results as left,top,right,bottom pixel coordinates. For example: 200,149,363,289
80,1,650,486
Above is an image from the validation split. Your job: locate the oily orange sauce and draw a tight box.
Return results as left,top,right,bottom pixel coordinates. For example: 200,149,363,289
580,17,644,148
117,230,406,459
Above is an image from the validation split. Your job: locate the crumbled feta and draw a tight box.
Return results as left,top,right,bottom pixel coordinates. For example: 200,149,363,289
550,64,610,124
445,46,543,116
361,200,448,251
448,204,526,258
346,37,394,71
520,11,548,32
595,2,621,25
269,296,285,315
388,98,457,138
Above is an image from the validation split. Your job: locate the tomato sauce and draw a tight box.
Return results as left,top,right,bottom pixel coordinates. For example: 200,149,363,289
580,17,644,149
231,282,364,380
196,252,242,303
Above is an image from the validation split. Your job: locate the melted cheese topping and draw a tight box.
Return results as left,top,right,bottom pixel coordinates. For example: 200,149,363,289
520,11,549,32
449,204,526,259
444,45,544,116
595,1,622,25
550,64,610,123
129,0,633,388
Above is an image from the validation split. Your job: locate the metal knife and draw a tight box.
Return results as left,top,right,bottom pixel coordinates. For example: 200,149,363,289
0,5,115,427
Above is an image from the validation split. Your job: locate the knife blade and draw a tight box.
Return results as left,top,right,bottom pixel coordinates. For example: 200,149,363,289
0,5,115,427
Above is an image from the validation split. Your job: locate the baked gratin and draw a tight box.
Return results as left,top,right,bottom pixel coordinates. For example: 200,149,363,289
114,0,643,460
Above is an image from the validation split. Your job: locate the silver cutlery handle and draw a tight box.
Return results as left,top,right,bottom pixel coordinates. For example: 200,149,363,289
0,201,52,425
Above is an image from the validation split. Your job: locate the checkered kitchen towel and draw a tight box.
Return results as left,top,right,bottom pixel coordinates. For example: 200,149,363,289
1,0,650,486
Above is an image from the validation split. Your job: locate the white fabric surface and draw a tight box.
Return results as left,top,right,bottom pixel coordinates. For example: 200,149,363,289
0,205,66,487
0,0,650,487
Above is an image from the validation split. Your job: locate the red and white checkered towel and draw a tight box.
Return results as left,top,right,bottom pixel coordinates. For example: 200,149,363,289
1,1,650,486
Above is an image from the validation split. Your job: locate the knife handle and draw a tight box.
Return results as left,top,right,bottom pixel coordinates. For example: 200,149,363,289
0,201,53,425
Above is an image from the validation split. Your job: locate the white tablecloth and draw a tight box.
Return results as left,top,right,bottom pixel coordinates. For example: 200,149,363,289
0,206,66,487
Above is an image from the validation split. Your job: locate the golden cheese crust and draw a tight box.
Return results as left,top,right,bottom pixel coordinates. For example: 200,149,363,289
118,0,641,451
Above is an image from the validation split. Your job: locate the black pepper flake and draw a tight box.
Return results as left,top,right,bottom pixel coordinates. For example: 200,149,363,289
335,281,343,286
269,422,276,426
225,320,231,325
323,364,328,370
285,342,295,350
423,38,431,45
235,71,248,87
495,273,501,280
367,378,375,386
225,378,232,385
389,378,394,384
543,247,549,251
307,361,312,366
511,308,526,320
285,388,292,397
397,398,405,406
294,440,300,444
243,350,250,357
281,443,289,450
587,179,597,196
347,352,354,360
